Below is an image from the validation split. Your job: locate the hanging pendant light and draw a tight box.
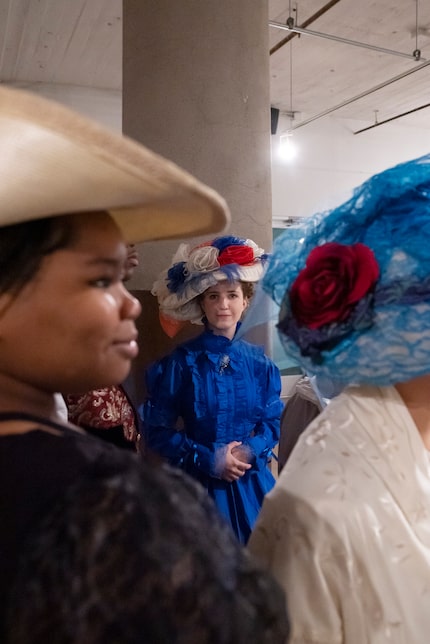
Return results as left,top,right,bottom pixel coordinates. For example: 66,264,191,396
279,131,297,161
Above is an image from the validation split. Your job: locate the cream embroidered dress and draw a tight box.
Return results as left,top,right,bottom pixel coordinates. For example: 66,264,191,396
248,385,430,644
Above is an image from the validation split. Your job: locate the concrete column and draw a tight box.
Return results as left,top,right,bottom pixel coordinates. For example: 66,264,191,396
123,0,272,398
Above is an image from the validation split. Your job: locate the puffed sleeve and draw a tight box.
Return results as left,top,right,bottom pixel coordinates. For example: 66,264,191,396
140,354,217,475
243,358,283,471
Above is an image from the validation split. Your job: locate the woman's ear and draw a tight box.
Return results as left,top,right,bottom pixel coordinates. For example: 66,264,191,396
240,298,249,318
0,293,15,321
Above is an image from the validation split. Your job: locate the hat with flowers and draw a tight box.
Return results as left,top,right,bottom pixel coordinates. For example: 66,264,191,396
152,235,268,335
262,153,430,385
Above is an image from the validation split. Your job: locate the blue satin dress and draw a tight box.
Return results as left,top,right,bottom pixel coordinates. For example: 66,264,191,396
141,327,283,543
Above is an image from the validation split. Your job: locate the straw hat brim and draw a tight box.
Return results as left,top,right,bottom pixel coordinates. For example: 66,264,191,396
0,86,230,242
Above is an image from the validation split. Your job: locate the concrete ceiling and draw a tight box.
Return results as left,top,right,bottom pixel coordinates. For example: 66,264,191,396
270,0,430,133
0,0,121,90
1,0,430,132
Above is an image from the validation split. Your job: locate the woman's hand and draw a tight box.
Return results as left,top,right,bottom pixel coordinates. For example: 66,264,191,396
215,441,252,482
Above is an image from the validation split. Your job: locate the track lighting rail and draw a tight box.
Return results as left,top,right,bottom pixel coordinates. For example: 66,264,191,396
269,20,424,61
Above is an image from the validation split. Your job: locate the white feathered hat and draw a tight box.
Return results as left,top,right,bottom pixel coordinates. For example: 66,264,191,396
152,235,268,334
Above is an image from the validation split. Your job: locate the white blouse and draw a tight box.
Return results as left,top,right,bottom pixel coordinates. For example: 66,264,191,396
248,385,430,644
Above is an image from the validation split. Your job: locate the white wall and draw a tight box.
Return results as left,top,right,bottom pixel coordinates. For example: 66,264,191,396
9,82,122,132
271,114,430,226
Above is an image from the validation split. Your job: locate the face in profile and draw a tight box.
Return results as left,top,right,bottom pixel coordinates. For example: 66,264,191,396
0,212,142,395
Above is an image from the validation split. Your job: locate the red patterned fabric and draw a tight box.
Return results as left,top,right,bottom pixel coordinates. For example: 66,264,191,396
66,386,136,442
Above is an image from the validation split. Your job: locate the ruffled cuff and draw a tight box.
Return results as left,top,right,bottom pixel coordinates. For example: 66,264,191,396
243,436,273,471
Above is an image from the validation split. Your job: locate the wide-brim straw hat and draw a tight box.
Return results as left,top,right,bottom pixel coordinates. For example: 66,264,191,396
0,85,229,242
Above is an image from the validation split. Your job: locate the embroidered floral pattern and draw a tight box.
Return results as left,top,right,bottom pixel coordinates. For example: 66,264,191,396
66,386,136,441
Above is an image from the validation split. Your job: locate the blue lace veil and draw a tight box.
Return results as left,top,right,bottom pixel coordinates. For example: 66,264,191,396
260,153,430,386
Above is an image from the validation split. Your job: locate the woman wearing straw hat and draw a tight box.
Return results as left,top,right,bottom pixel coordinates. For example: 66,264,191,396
248,153,430,643
0,86,289,643
141,236,283,544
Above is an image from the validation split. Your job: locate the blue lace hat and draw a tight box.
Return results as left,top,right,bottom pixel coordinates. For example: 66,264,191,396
263,153,430,385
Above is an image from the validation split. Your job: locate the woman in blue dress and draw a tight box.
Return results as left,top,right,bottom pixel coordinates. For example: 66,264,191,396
141,236,283,543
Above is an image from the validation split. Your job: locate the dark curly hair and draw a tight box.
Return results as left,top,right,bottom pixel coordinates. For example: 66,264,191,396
240,280,255,300
6,461,289,644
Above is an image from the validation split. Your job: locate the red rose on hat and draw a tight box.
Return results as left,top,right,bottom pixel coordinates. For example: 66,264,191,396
290,242,379,329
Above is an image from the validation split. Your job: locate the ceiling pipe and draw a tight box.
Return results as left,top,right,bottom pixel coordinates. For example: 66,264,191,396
289,58,430,131
354,101,430,134
270,0,341,56
269,21,424,61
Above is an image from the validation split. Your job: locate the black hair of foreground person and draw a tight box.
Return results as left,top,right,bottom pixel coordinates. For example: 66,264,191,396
5,459,289,644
